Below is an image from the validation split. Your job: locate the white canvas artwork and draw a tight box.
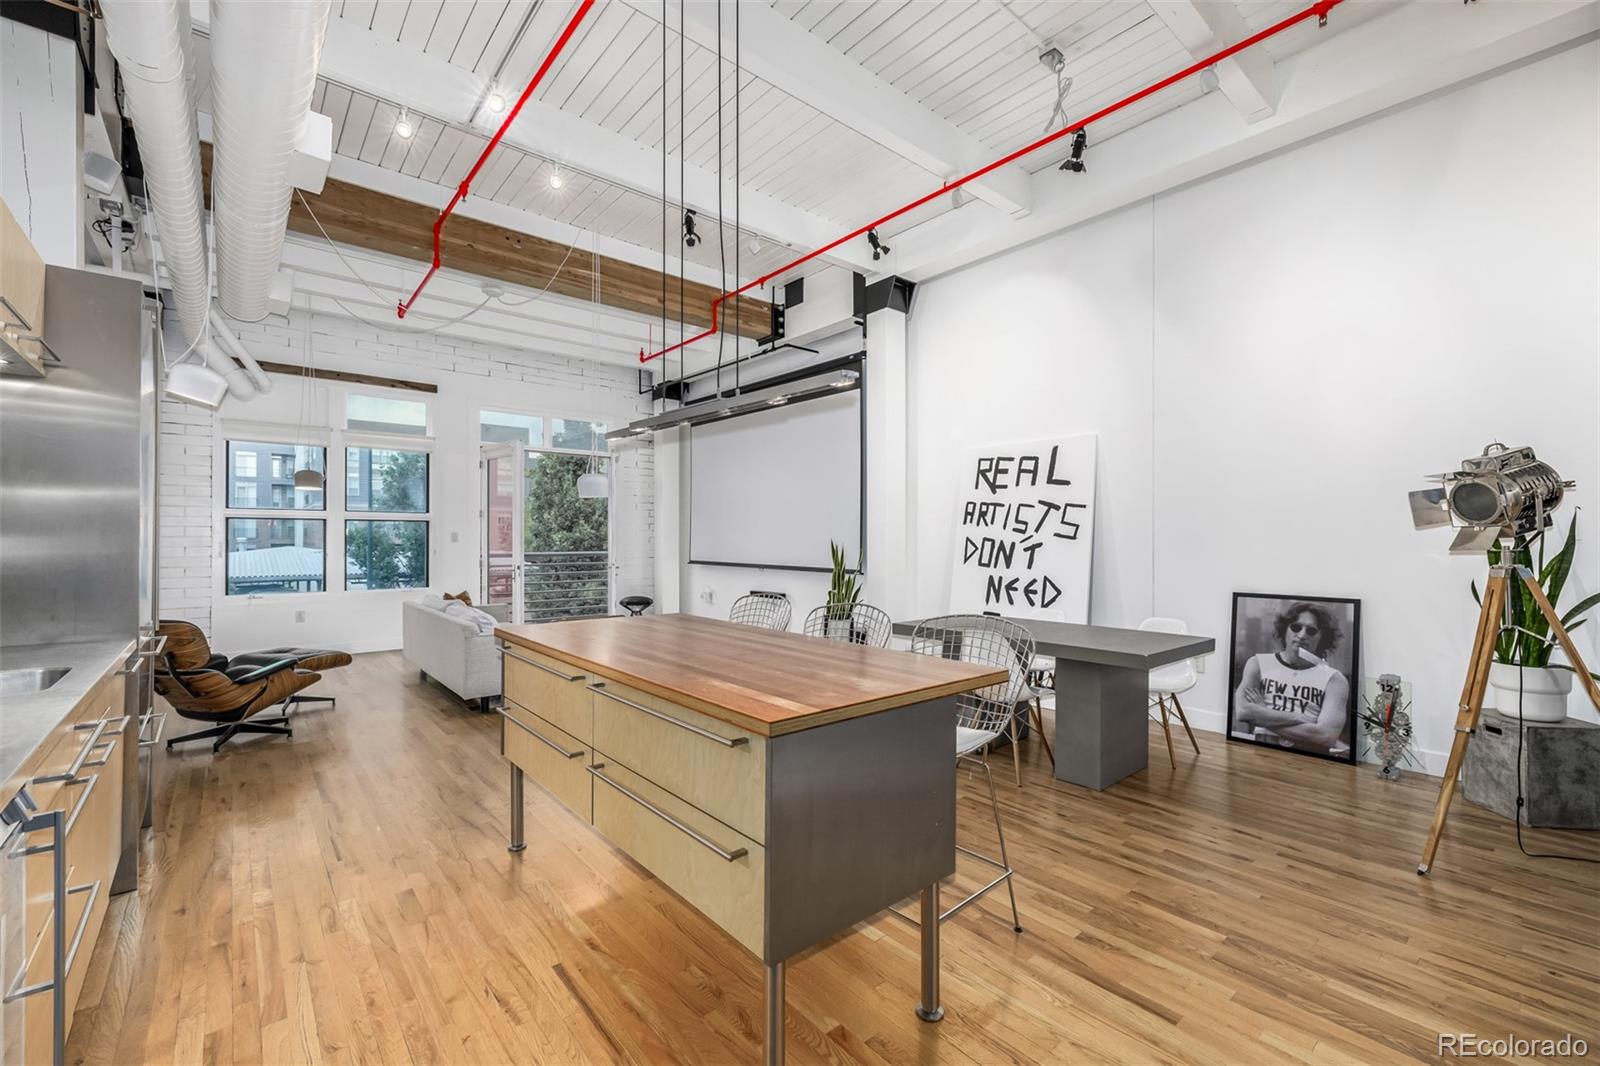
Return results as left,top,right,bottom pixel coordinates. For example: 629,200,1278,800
947,433,1097,622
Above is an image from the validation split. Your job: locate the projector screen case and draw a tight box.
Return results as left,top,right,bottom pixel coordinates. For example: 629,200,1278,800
688,389,864,572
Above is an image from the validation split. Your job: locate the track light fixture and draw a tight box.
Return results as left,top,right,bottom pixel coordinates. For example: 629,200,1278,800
1058,128,1087,173
867,228,890,261
548,170,564,189
394,109,415,140
683,209,700,248
485,88,507,114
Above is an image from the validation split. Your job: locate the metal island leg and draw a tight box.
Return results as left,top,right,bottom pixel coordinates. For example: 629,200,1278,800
508,764,527,853
765,960,786,1066
916,882,943,1022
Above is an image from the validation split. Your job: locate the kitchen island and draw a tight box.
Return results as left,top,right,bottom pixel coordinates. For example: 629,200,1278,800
494,613,1007,1066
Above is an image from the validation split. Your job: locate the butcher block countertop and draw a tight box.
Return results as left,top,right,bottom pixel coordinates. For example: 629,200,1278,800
496,613,1008,737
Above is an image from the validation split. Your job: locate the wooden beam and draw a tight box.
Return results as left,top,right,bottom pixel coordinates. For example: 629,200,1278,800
251,360,437,393
199,144,771,340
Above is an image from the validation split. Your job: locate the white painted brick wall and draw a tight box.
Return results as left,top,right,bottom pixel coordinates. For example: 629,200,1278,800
158,306,655,641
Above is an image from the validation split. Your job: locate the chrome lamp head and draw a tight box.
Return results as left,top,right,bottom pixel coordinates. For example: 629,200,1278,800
1409,442,1574,554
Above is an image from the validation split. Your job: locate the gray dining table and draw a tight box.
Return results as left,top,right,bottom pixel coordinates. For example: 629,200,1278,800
893,616,1216,790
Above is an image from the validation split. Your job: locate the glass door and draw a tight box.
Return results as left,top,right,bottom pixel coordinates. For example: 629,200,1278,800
480,442,524,621
522,451,611,622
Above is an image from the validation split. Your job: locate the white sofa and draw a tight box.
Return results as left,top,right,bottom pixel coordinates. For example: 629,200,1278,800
402,597,509,710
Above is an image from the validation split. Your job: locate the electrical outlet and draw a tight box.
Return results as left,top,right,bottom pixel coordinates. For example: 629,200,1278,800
450,530,459,543
701,586,716,605
294,610,307,623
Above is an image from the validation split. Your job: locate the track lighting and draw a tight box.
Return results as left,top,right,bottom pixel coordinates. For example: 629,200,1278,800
549,170,564,189
1058,128,1087,173
683,209,700,248
486,88,507,114
867,228,890,261
394,109,415,139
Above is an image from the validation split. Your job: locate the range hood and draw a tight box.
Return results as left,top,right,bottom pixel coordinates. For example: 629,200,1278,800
608,368,860,439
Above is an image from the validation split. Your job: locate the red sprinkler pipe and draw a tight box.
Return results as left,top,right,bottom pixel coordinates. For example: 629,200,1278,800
641,0,1342,362
398,0,597,319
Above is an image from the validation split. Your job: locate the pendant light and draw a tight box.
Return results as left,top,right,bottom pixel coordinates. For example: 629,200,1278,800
577,229,609,500
292,298,325,492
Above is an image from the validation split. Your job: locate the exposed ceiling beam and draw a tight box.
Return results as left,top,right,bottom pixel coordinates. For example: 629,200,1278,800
1150,1,1279,121
187,1,874,276
618,0,1034,219
891,0,1599,283
198,143,772,340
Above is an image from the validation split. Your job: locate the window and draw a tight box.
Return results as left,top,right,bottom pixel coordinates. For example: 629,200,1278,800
226,518,325,594
227,440,325,510
346,520,428,590
347,394,428,436
480,409,544,447
346,447,428,513
551,418,605,452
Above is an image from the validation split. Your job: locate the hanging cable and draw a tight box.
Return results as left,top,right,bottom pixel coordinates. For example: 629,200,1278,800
715,0,725,395
677,0,686,397
734,0,741,393
659,0,668,412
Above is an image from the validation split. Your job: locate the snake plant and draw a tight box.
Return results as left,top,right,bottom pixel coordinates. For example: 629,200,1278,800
826,541,862,609
1471,512,1600,676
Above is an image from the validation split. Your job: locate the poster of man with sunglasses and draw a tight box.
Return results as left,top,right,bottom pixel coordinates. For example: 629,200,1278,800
1227,593,1361,763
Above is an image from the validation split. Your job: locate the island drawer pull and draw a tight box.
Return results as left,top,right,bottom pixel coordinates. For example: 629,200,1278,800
498,707,585,759
589,765,747,862
138,712,168,748
589,684,749,748
81,713,132,739
138,633,169,659
497,646,586,683
32,720,108,785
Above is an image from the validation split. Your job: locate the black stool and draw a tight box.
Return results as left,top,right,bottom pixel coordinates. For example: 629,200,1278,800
619,595,653,616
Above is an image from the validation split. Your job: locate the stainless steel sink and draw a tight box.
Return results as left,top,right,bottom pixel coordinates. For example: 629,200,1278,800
0,667,71,696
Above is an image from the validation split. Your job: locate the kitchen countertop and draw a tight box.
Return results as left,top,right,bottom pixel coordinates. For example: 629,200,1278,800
0,638,135,792
498,613,1007,736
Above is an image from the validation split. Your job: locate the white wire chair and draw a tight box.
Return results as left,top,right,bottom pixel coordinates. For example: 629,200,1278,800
728,591,793,631
904,613,1033,933
801,602,893,648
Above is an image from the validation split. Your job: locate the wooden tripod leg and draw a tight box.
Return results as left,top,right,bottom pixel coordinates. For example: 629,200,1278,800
1171,693,1200,755
1155,696,1176,769
1519,570,1600,714
1029,699,1056,769
1419,572,1506,875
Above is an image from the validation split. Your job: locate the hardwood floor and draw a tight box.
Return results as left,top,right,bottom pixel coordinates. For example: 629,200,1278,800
67,652,1598,1064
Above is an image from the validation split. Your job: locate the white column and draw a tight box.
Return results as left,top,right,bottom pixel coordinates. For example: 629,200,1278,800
0,19,83,266
864,303,909,619
652,425,683,614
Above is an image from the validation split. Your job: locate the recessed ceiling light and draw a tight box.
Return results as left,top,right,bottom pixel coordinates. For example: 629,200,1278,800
486,90,507,114
549,171,564,189
394,110,415,139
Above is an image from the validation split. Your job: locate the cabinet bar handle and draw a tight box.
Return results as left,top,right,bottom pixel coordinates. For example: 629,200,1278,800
138,712,168,748
6,776,95,859
498,707,585,759
589,764,747,862
138,633,169,659
33,720,107,785
589,684,749,748
497,645,586,683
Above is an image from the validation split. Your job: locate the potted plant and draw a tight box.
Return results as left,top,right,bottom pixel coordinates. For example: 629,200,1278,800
1472,513,1600,721
826,541,863,642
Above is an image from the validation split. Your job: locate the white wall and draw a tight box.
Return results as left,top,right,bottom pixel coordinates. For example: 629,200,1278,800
159,306,654,655
906,42,1600,772
1,20,82,267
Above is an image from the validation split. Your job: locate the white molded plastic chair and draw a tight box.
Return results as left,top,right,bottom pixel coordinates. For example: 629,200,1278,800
1140,616,1200,766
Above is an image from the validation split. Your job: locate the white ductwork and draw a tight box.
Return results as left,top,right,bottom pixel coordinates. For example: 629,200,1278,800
208,308,273,395
208,0,331,322
100,0,210,344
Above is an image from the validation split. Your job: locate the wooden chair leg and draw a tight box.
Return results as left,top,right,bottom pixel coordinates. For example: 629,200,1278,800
1028,699,1055,769
1008,704,1023,787
1170,693,1200,755
1156,695,1176,769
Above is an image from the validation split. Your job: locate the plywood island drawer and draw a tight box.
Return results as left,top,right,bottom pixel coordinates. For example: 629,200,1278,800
588,679,767,843
589,758,765,956
502,703,592,821
501,643,593,743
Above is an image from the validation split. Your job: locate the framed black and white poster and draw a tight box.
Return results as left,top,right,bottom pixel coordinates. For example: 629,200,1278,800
1227,593,1361,764
947,434,1096,622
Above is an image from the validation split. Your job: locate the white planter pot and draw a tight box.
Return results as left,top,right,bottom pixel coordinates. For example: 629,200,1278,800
1487,663,1573,722
826,617,853,642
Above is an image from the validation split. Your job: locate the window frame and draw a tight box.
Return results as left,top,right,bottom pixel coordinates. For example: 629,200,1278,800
343,518,430,592
225,439,328,513
223,516,329,596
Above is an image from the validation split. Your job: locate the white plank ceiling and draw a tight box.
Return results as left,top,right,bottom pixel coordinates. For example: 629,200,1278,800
205,0,1375,291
